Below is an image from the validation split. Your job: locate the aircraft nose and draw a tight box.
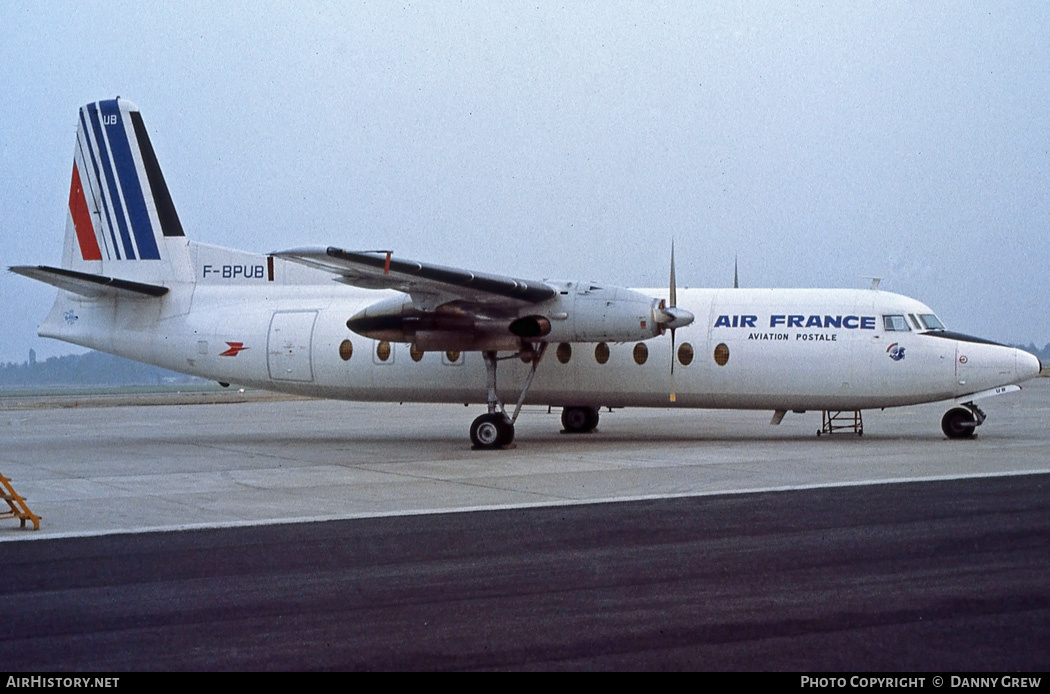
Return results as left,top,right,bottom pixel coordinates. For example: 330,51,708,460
1017,348,1042,381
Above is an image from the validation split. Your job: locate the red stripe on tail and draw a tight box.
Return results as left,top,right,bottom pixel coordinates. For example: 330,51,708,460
69,162,102,261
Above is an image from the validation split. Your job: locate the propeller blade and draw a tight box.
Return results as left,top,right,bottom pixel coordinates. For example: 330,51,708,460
654,240,694,330
669,241,677,308
670,326,677,403
669,241,677,402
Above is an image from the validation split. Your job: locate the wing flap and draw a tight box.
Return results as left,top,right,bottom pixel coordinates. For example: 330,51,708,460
275,246,556,309
10,265,168,298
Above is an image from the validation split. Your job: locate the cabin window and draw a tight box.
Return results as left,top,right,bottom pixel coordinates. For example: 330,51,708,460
443,351,462,365
556,343,572,364
338,339,353,361
918,314,945,330
594,342,610,365
410,344,424,362
677,342,694,366
375,340,392,362
713,343,729,366
883,315,910,332
633,343,648,365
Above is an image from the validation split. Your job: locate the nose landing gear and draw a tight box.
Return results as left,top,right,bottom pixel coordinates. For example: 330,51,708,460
941,403,986,439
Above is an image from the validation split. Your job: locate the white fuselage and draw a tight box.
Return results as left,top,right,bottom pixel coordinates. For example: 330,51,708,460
36,244,1039,413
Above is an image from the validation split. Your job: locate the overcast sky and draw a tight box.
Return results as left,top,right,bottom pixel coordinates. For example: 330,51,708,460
2,2,1048,363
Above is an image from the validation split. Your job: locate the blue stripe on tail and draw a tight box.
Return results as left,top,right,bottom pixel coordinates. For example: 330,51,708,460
98,100,160,260
87,104,137,260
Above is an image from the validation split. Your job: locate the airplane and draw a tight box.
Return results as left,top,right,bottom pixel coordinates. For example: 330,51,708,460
10,98,1044,448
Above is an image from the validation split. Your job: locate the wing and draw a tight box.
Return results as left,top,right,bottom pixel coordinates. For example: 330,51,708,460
273,246,557,312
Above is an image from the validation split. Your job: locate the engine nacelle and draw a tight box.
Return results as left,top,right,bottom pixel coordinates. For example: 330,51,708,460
503,283,688,343
346,297,520,351
345,282,693,349
508,316,552,338
346,296,474,343
537,282,689,343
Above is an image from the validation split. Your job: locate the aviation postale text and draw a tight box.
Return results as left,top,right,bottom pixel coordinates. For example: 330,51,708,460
715,314,876,342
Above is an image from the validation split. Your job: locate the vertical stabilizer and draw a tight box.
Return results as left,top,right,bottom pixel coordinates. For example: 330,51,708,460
64,98,192,283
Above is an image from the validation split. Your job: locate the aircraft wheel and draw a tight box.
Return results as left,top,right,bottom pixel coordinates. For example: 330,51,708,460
585,407,600,431
941,407,976,439
561,406,599,433
471,413,513,449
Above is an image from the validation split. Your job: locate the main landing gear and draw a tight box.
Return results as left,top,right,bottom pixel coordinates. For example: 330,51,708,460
470,412,515,448
941,402,986,439
561,406,600,434
470,345,547,450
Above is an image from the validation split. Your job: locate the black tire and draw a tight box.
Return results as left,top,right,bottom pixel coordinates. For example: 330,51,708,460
941,408,976,439
561,406,599,433
471,413,513,449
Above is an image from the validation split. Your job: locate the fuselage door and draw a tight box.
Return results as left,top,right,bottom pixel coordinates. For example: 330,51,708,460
267,310,317,382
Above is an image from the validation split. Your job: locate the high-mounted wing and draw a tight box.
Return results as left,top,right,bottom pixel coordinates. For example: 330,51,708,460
275,245,683,357
274,246,556,312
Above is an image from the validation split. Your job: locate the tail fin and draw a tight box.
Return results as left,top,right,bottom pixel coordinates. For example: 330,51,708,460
62,98,191,283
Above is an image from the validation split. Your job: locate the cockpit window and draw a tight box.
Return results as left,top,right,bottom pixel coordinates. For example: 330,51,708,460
918,314,945,330
883,315,910,332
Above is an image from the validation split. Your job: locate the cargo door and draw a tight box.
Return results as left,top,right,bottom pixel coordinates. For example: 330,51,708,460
267,310,317,382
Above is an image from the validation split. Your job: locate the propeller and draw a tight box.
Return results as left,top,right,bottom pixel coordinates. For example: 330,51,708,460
653,241,694,402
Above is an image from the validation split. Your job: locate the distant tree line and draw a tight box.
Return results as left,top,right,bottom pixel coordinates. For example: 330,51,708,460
0,351,202,388
1011,343,1050,367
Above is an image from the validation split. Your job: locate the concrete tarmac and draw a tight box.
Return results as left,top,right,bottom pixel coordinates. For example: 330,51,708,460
2,378,1048,539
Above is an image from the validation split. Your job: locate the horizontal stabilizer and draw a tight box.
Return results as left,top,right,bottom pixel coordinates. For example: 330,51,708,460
9,265,168,298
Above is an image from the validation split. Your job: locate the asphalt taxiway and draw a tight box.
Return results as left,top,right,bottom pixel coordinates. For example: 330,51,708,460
2,379,1049,538
3,475,1048,671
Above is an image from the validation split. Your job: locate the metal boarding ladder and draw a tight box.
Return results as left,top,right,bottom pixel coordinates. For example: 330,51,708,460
0,474,40,530
818,410,864,436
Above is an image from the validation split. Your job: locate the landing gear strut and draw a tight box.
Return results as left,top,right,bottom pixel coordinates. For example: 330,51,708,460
941,402,985,439
470,344,547,450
